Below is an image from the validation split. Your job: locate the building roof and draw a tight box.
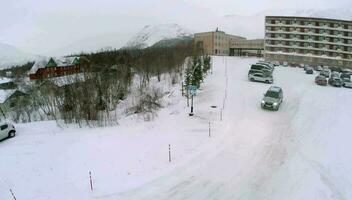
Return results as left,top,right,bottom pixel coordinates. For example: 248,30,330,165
266,16,352,24
28,56,80,75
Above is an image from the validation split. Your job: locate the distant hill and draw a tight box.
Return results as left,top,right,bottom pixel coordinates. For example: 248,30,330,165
124,24,193,49
0,42,42,69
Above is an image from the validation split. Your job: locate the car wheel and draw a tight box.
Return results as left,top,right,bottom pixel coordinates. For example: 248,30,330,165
250,78,254,81
8,131,15,138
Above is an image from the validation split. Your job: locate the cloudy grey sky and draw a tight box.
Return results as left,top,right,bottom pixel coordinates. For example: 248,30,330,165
0,0,350,55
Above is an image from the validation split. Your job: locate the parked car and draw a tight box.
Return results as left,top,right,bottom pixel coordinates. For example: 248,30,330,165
340,73,351,81
341,68,352,76
272,61,279,67
315,75,328,86
0,122,16,141
257,62,274,71
330,71,340,78
249,64,272,76
304,65,310,71
251,64,273,74
306,67,314,74
248,73,273,84
261,86,283,111
342,79,352,88
328,77,342,87
316,66,323,71
320,70,330,78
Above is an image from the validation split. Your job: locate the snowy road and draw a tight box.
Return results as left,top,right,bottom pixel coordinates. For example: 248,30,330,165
1,57,352,200
107,57,352,200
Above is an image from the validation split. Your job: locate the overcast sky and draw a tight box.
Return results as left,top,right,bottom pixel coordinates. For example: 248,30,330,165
0,0,350,55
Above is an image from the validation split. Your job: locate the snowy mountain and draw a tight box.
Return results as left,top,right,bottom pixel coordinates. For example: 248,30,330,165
218,8,352,39
124,24,193,49
0,42,41,69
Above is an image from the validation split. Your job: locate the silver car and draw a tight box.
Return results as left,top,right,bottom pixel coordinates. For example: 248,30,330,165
0,122,16,141
261,86,283,111
248,73,273,84
343,79,352,88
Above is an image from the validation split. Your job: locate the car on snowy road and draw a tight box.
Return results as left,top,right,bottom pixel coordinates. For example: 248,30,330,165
261,86,283,111
315,75,328,86
0,122,16,141
248,73,273,84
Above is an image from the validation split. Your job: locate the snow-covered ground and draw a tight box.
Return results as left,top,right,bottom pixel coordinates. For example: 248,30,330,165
1,56,352,200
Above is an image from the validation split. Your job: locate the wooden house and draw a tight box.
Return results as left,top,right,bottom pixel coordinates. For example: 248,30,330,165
29,56,90,80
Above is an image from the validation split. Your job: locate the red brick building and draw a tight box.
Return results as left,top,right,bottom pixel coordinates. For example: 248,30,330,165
29,56,89,80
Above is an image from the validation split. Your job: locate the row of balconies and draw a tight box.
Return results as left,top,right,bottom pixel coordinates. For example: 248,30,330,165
265,30,352,40
265,37,352,47
265,44,352,55
266,27,352,36
265,21,352,32
266,41,352,51
265,47,352,59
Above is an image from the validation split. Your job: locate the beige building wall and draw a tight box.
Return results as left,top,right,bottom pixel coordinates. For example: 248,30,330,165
194,30,247,56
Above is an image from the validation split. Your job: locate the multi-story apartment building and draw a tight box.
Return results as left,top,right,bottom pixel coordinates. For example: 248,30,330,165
194,29,264,56
265,16,352,67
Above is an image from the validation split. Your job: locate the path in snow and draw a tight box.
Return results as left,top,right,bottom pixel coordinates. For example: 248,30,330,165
107,56,352,200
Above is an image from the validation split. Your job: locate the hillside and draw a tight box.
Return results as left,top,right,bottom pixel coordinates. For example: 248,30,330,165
0,43,40,69
124,24,193,49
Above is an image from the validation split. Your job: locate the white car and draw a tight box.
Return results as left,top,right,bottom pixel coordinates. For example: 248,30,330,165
0,122,16,141
248,73,273,84
343,79,352,88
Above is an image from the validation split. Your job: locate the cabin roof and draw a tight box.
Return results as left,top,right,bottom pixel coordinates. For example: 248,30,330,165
28,56,80,75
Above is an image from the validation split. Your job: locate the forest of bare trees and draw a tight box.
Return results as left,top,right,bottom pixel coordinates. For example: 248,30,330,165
4,39,199,126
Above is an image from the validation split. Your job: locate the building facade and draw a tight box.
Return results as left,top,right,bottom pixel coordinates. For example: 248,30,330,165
29,56,90,80
194,29,264,57
265,16,352,67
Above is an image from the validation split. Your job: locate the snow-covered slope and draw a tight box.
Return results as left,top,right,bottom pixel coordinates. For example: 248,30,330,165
219,8,352,39
0,42,40,68
124,24,193,49
1,57,352,199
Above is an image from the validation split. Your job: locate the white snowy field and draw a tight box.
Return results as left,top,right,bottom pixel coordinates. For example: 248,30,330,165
1,56,352,200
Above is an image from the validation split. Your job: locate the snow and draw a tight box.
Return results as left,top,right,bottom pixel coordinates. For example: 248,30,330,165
124,24,193,49
0,89,16,104
1,56,352,199
0,77,12,84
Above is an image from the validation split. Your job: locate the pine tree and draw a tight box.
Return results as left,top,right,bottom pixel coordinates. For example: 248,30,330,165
192,56,203,88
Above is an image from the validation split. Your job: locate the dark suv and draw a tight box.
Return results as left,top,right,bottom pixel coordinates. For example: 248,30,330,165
261,86,283,111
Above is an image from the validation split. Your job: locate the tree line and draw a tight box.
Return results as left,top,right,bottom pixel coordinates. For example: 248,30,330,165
4,39,195,126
